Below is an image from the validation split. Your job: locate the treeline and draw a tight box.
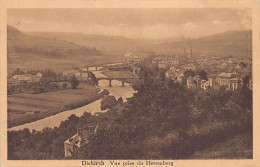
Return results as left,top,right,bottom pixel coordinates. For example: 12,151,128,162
8,81,67,95
12,45,102,59
8,68,97,94
11,68,63,81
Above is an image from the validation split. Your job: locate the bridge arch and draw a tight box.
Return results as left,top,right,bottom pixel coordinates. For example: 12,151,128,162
96,77,134,87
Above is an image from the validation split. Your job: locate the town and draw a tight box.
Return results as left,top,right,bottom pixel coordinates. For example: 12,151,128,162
152,48,252,91
8,49,252,95
7,49,252,158
6,8,253,161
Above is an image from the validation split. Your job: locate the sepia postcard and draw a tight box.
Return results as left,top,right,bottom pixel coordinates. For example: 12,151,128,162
0,0,260,167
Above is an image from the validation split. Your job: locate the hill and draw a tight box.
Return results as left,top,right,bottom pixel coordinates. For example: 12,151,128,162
151,30,252,58
8,26,252,73
7,26,124,73
28,32,156,54
29,30,252,59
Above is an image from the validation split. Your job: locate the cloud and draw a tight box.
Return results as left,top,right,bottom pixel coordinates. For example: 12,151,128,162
7,8,252,39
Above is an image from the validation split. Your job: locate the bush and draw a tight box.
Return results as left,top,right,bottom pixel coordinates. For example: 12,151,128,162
70,76,79,89
100,96,118,110
118,97,123,104
102,89,109,96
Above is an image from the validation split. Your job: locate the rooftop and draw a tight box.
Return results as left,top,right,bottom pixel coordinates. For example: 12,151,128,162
217,72,232,78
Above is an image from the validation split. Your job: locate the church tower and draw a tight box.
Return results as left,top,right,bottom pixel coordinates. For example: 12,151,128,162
189,45,192,59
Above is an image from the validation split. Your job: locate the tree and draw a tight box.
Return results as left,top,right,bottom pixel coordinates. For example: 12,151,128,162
182,70,195,85
70,76,79,89
89,72,97,85
118,97,123,104
184,70,195,79
51,136,67,159
62,83,68,89
197,70,208,80
12,68,25,76
100,96,118,110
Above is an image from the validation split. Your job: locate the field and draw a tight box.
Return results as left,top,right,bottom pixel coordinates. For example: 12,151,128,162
8,52,125,73
102,70,137,78
8,83,102,128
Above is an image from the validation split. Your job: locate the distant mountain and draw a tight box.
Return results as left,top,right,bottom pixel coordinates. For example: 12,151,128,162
28,32,160,53
8,25,252,72
29,30,252,59
150,30,252,58
7,26,123,72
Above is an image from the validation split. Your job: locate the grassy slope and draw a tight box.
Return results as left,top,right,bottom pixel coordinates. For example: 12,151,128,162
7,26,124,73
28,32,159,54
27,29,252,60
190,133,253,159
8,83,103,128
150,30,252,58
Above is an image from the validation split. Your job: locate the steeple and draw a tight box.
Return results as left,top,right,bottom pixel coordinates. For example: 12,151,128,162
189,45,192,59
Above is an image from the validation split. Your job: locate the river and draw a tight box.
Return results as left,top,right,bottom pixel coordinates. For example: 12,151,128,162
8,69,136,131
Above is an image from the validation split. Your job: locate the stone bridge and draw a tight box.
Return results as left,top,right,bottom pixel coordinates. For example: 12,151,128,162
96,77,135,87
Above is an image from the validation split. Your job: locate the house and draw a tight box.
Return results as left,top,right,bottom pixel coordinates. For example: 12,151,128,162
80,72,89,79
12,74,41,83
165,67,178,79
166,71,177,80
175,73,184,83
63,70,81,78
158,62,168,69
13,74,30,81
152,55,180,69
200,78,213,90
64,124,98,157
63,69,90,80
228,57,239,63
211,56,221,60
132,66,141,74
196,58,204,64
183,64,196,71
187,76,196,88
193,75,201,88
217,62,227,69
230,77,243,91
216,72,243,90
216,72,232,86
36,72,43,78
235,64,242,70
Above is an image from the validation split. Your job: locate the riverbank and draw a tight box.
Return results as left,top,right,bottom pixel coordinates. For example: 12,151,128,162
8,83,107,128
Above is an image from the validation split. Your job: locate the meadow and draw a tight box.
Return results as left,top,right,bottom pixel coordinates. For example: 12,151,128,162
8,83,102,128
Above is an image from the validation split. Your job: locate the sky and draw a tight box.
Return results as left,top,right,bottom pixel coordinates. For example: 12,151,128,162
8,8,251,39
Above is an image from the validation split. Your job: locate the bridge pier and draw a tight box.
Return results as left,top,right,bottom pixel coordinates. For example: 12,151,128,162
109,79,112,87
96,77,135,87
96,66,98,71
